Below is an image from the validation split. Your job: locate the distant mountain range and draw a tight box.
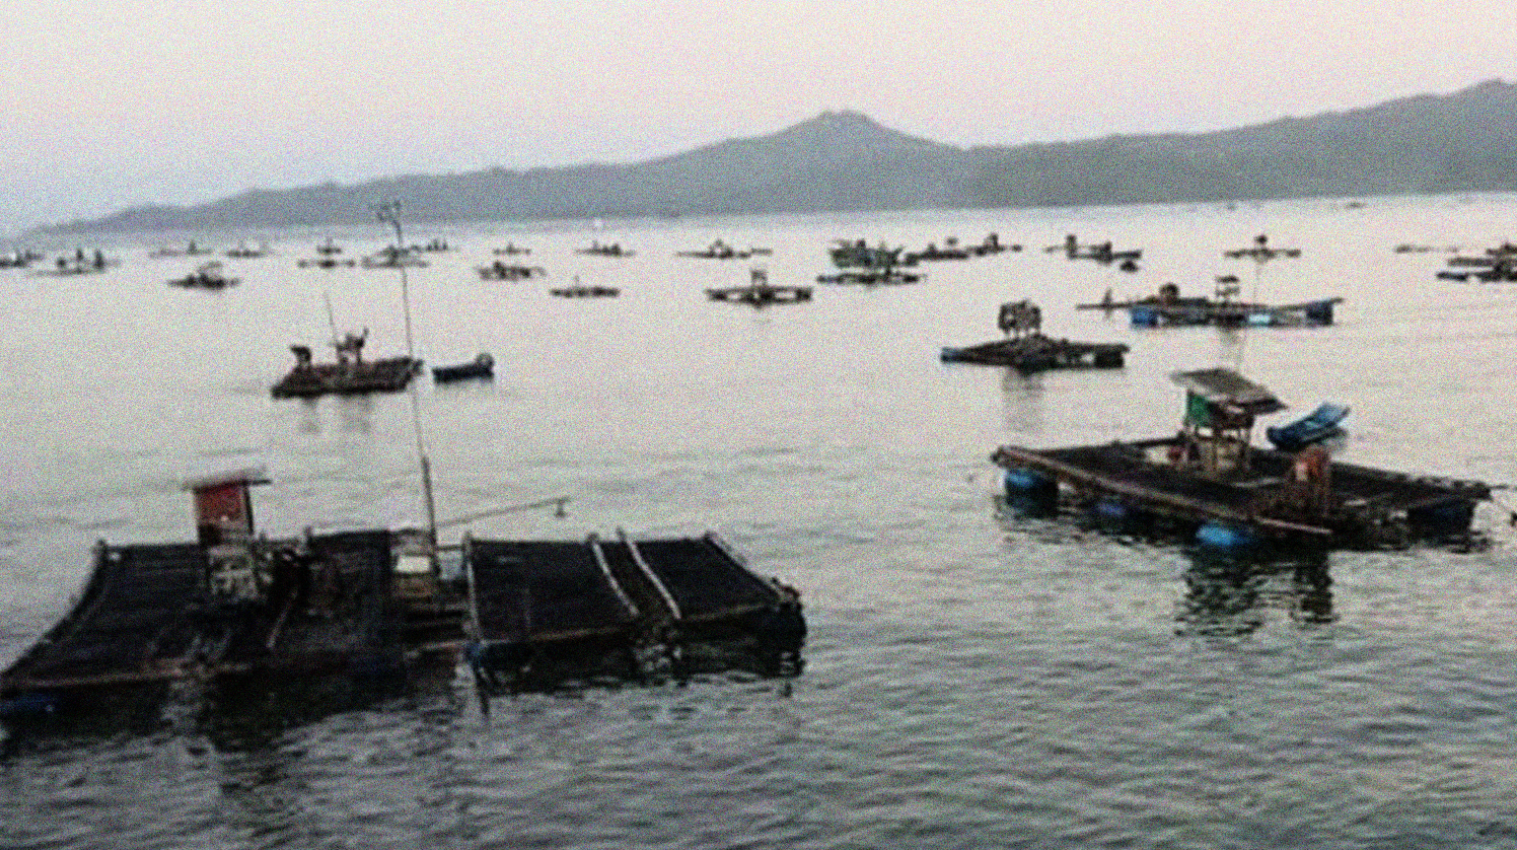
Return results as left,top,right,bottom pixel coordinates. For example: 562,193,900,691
35,80,1517,235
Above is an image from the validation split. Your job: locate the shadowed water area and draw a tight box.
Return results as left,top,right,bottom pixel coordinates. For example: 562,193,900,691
4,194,1517,848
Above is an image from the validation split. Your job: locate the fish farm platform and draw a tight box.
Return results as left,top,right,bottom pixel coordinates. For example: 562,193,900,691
2,529,803,719
940,335,1127,371
1078,297,1341,327
270,356,423,398
465,533,804,688
993,437,1491,549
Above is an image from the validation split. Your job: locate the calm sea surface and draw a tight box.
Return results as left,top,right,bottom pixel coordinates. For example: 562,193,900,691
4,195,1517,848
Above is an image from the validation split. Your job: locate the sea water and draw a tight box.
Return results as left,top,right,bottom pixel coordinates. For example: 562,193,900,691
4,194,1517,848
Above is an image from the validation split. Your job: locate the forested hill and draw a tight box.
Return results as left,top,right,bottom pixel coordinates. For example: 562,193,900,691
36,79,1517,234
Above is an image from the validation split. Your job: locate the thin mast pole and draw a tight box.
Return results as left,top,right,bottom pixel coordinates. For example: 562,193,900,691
374,200,437,550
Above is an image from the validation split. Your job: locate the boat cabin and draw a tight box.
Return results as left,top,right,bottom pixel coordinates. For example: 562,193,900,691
1169,368,1286,478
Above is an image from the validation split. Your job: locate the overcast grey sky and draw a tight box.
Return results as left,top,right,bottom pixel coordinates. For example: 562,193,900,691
2,0,1511,236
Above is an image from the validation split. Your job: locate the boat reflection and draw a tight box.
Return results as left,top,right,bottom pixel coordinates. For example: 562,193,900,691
1175,548,1333,637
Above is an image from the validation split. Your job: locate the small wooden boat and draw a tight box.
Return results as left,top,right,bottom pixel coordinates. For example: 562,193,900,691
432,352,494,383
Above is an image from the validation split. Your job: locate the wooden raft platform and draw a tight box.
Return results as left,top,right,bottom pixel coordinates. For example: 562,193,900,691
940,335,1127,370
270,356,423,398
993,438,1491,548
464,533,804,687
0,531,405,708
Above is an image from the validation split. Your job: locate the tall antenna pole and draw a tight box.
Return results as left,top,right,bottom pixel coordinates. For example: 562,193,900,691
374,199,438,551
374,200,417,360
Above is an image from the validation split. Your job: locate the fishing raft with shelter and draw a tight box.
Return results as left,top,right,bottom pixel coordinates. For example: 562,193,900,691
992,368,1491,550
940,300,1128,371
0,472,806,722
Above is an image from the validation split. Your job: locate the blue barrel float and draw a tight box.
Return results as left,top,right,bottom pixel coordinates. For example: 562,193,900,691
1003,467,1058,513
1195,521,1261,552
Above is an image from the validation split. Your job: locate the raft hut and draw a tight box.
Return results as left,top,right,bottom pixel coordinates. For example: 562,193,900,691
993,368,1490,550
941,300,1128,371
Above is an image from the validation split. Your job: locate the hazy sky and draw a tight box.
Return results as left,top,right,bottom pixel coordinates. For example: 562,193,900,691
3,0,1511,236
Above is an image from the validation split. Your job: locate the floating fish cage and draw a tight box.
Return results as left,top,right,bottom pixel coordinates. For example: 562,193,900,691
463,533,805,692
992,369,1491,550
1,475,805,725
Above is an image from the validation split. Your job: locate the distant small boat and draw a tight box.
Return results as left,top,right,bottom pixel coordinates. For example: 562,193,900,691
150,241,214,259
815,270,922,285
551,285,620,298
678,239,770,260
706,268,811,305
297,239,356,268
225,241,274,259
576,241,635,258
432,352,495,383
477,261,545,281
1080,283,1341,327
0,250,42,269
361,246,428,269
168,261,239,290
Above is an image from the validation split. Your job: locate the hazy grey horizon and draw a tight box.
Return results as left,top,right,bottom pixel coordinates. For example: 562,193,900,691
4,0,1512,237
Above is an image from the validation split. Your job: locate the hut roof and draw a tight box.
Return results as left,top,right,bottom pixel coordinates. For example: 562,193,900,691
1170,368,1286,414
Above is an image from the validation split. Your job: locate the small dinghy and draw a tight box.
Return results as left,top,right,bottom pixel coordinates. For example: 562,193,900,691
1266,402,1350,451
432,352,495,383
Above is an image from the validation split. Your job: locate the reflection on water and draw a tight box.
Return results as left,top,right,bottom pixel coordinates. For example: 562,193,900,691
999,368,1047,434
1176,548,1334,637
333,394,376,435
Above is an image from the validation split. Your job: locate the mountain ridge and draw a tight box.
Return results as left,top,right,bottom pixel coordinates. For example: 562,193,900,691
34,80,1517,235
